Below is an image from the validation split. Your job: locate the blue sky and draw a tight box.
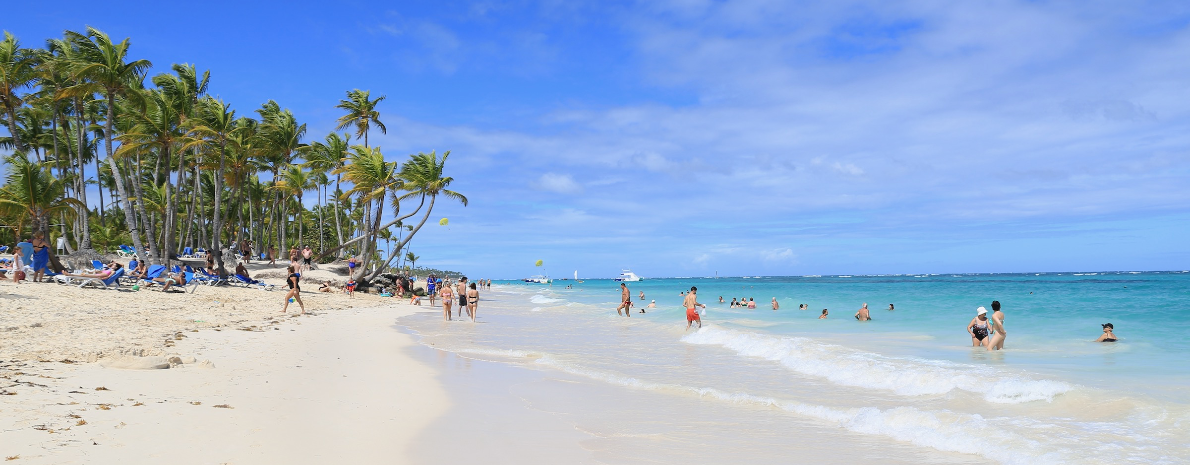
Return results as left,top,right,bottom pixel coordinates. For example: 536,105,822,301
7,0,1190,278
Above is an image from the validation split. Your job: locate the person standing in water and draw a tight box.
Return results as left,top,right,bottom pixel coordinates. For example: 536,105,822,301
467,282,479,321
855,303,872,321
967,306,990,347
281,265,305,314
440,280,454,321
1096,323,1118,342
616,283,632,317
986,300,1006,351
456,277,468,319
684,286,704,330
639,290,645,301
771,298,779,310
819,309,829,319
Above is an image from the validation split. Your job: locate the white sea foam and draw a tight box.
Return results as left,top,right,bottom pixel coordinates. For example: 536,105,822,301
532,355,1063,465
529,294,563,304
682,326,1073,403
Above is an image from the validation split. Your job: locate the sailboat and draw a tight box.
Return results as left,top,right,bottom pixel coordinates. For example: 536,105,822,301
575,270,583,283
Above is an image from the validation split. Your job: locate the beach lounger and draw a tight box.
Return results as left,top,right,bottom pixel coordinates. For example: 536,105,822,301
0,246,7,254
233,274,275,290
140,265,167,285
78,268,125,289
180,247,195,259
91,260,105,271
116,245,134,258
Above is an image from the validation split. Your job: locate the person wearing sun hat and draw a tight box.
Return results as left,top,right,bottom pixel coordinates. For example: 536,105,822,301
967,306,991,347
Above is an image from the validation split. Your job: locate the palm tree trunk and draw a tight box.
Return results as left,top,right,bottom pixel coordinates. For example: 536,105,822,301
369,194,436,280
317,184,325,252
73,98,92,250
94,145,106,227
332,174,344,257
103,94,146,264
212,139,228,275
131,151,158,264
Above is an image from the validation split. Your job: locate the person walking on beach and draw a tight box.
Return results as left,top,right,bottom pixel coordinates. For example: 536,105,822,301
967,307,990,347
268,245,277,265
456,277,468,319
855,303,872,321
440,281,453,321
1096,323,1118,342
282,265,305,314
684,286,704,330
617,283,632,317
986,300,1006,351
301,246,313,272
467,282,479,321
30,232,50,282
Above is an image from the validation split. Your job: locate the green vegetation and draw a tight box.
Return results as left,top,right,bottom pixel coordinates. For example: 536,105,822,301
0,28,464,284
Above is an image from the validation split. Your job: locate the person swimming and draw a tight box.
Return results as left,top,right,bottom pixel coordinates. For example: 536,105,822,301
1096,323,1118,342
819,308,828,319
967,306,990,347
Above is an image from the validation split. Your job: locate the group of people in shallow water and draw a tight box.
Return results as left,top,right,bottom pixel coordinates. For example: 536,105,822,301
427,276,488,322
614,287,1121,347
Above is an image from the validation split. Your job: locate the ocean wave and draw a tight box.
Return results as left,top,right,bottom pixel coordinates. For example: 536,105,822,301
529,294,563,304
532,355,1062,465
681,326,1073,404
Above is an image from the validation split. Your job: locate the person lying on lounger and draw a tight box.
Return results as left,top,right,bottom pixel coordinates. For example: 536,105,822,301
64,263,123,279
154,271,186,291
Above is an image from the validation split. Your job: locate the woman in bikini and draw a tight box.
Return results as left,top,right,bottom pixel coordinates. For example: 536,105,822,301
967,307,990,347
440,280,454,321
282,265,305,314
1095,323,1119,342
467,282,479,321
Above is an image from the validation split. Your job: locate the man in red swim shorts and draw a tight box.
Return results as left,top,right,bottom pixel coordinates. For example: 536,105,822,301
683,286,704,330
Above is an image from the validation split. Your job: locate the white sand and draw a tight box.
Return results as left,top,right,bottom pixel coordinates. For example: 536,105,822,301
0,275,449,464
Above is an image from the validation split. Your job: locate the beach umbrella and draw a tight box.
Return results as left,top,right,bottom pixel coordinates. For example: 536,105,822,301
439,218,448,226
535,259,543,267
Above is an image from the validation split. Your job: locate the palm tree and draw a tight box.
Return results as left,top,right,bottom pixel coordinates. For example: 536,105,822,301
405,251,419,272
301,132,350,252
0,154,84,240
369,150,466,280
66,27,151,259
256,100,306,251
152,64,208,262
0,32,39,155
334,89,386,147
275,164,314,249
191,96,235,274
115,88,196,264
334,145,399,279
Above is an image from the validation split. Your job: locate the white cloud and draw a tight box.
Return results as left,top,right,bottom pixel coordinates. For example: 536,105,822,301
534,173,583,194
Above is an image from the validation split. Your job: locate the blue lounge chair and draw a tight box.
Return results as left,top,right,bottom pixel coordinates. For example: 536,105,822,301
78,268,125,289
116,245,135,258
141,265,167,285
180,247,195,258
233,274,275,290
91,260,105,271
0,246,7,253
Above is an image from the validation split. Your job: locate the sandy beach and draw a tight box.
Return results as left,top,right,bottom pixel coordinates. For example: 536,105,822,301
0,259,448,464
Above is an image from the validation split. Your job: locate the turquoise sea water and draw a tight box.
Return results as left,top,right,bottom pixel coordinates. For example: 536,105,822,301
399,272,1190,464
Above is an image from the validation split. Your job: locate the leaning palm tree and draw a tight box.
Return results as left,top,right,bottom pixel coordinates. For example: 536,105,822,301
366,150,466,281
334,89,386,147
334,145,399,279
66,27,151,260
0,32,40,154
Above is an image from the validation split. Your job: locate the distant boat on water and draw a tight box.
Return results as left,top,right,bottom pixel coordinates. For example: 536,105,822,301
523,275,551,284
614,269,643,282
574,270,584,283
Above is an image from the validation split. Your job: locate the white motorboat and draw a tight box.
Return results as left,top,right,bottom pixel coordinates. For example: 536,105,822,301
523,275,552,284
614,269,643,282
